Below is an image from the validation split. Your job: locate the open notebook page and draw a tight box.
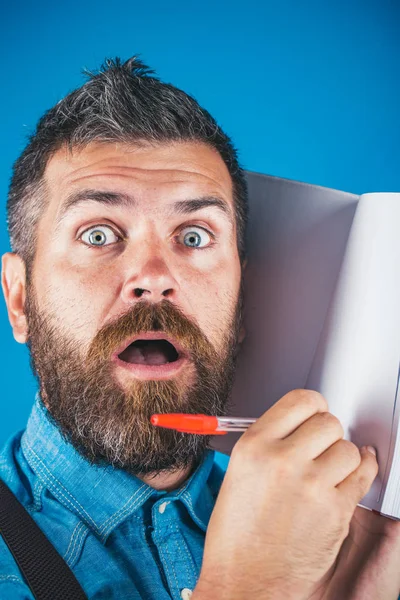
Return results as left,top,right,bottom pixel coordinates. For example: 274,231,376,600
211,172,359,456
306,193,400,515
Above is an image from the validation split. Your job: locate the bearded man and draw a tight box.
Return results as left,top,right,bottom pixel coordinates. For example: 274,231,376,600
1,57,400,600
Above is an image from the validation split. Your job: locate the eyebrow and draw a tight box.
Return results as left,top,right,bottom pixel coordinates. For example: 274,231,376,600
55,189,234,229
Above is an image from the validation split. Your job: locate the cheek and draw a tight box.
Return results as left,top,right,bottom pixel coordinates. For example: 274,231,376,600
185,258,241,343
34,261,111,343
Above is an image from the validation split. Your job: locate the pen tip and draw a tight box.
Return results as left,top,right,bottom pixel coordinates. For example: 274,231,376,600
150,415,159,425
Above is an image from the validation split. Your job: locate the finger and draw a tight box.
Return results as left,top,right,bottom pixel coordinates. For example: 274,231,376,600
336,446,379,510
283,411,344,459
247,389,328,440
313,439,361,485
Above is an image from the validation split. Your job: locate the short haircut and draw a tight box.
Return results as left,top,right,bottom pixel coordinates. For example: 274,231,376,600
6,56,248,277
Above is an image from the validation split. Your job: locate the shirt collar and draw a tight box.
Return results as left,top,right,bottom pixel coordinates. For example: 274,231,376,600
21,393,218,542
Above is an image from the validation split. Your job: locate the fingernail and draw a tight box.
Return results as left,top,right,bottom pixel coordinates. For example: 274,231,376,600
363,445,377,456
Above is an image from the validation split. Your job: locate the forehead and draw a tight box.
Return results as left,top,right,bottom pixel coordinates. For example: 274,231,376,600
43,140,234,216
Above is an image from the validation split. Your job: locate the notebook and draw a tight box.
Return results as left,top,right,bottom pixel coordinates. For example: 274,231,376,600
210,172,400,520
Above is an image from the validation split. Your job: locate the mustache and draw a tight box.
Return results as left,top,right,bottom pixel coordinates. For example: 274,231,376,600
86,299,219,368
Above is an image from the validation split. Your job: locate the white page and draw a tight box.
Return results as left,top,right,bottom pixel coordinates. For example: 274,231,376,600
306,193,400,513
211,172,359,455
381,366,400,517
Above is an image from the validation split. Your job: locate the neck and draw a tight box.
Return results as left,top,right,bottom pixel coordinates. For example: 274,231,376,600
137,462,195,492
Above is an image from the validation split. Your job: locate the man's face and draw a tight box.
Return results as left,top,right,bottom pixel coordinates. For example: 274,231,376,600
20,140,243,476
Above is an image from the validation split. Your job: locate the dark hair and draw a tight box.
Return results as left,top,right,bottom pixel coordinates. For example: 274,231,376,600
6,56,248,277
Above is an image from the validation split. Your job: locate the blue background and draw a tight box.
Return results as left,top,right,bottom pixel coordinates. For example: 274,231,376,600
0,0,399,448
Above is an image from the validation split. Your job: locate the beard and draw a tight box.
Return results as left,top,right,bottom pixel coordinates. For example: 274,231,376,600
24,281,243,479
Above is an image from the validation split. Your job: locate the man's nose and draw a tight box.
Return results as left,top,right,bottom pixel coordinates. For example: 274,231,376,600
120,250,179,303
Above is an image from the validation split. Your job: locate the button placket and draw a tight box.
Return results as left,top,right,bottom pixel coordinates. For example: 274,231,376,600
151,512,198,600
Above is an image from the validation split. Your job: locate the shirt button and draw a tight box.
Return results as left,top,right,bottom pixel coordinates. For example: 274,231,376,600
180,589,193,600
158,501,170,514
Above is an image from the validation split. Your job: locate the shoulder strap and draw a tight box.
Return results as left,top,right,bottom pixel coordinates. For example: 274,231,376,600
0,479,87,600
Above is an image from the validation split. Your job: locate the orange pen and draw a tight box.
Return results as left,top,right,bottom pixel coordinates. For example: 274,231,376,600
150,413,256,435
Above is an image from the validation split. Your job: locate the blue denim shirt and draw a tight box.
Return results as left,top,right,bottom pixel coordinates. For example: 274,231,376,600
0,394,228,599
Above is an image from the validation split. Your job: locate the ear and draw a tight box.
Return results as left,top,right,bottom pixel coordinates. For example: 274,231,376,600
1,253,28,344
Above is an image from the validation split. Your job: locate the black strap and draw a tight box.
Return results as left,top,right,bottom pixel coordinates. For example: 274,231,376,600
0,479,87,600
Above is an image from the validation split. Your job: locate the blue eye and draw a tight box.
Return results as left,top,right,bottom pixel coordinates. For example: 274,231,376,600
179,227,212,248
80,225,120,247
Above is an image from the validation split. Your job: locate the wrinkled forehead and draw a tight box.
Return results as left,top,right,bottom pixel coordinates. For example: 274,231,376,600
43,140,234,211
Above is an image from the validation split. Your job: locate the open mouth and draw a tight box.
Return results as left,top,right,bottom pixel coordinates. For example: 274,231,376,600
118,339,180,366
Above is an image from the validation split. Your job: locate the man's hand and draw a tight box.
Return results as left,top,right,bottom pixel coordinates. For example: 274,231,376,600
192,389,379,600
311,506,400,600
